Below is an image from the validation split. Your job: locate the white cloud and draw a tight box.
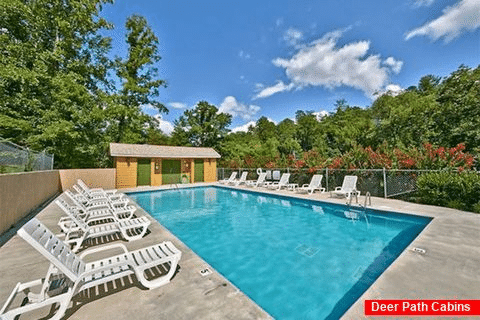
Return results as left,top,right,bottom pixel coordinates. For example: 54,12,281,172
383,57,404,74
230,117,277,133
413,0,435,8
254,83,264,90
141,104,156,114
231,121,256,133
168,102,187,109
267,117,278,125
375,84,404,97
219,96,260,120
406,0,480,42
153,115,174,135
313,110,329,121
283,28,304,47
253,81,295,99
276,17,284,27
257,28,403,99
238,50,251,59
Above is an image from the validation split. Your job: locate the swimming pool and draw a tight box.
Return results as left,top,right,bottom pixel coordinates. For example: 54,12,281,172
128,186,431,319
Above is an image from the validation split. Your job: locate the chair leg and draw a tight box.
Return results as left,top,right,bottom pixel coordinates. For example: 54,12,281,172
1,287,74,320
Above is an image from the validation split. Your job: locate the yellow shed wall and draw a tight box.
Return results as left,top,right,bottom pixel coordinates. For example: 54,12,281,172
181,158,193,183
114,156,218,187
151,158,162,186
204,158,217,182
115,157,137,189
190,159,195,183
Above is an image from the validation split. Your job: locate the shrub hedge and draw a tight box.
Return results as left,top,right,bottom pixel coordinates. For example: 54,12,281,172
416,172,480,213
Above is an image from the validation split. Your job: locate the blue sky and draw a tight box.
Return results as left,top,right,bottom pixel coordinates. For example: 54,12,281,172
101,0,480,134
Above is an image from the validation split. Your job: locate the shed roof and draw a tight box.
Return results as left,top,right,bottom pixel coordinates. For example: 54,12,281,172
109,143,221,159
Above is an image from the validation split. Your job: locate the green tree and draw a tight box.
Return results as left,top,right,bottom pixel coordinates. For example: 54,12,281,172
172,101,232,148
145,127,173,146
433,65,480,151
276,118,301,157
295,110,320,151
369,91,437,149
106,14,168,143
418,75,441,96
254,117,277,142
312,101,373,156
0,0,113,168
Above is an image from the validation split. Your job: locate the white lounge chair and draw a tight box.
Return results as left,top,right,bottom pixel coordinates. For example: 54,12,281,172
246,172,267,188
0,218,181,320
65,190,135,216
72,184,125,203
219,172,237,184
296,174,326,194
66,190,130,212
76,180,124,201
331,175,359,199
77,179,119,196
231,171,249,186
55,200,150,252
266,173,291,190
55,198,135,233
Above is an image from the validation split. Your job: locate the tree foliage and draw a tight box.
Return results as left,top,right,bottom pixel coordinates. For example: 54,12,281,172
171,101,232,148
0,1,168,168
106,15,167,144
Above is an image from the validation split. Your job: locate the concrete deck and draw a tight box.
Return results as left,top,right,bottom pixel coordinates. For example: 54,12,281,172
1,182,480,319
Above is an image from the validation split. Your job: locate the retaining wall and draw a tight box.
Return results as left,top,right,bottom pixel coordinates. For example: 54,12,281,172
0,169,116,236
0,171,61,235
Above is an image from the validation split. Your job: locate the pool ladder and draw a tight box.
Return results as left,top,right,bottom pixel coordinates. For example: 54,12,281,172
363,192,371,208
346,192,371,225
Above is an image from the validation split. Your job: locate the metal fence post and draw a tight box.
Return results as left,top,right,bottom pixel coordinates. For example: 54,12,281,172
383,167,387,198
326,167,329,192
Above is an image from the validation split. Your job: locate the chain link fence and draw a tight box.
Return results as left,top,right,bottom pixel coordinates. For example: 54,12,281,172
0,138,54,173
217,167,474,199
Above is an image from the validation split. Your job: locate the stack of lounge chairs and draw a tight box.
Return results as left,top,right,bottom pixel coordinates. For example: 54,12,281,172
0,179,182,320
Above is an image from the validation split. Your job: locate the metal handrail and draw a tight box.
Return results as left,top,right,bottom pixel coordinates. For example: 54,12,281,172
346,191,359,206
364,192,371,208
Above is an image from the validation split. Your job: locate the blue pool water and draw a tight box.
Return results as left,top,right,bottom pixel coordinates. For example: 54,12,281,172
128,186,431,319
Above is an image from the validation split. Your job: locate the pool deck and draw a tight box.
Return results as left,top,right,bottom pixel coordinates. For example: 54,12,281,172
1,182,480,319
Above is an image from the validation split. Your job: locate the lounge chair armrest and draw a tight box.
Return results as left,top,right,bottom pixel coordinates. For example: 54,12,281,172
301,184,309,188
79,243,129,259
335,187,342,191
320,187,326,193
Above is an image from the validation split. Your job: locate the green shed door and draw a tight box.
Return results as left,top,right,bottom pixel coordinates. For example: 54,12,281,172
137,158,151,186
194,159,204,182
162,159,181,185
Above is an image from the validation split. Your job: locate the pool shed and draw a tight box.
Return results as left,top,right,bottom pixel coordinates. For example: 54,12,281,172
110,143,221,189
